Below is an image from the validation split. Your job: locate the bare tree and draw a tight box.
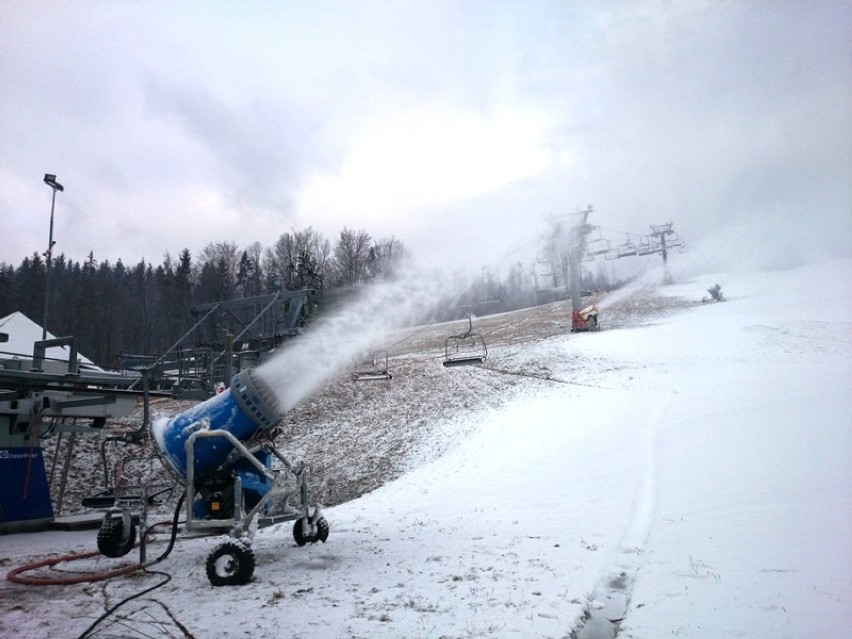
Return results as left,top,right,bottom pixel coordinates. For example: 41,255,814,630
198,241,240,299
243,241,265,297
265,227,330,291
311,233,331,290
365,236,409,280
331,227,372,287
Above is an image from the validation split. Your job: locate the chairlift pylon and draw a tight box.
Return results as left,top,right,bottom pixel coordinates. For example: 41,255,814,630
351,350,392,381
443,314,487,367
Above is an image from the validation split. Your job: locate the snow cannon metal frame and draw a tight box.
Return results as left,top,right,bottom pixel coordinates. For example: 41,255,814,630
95,368,329,587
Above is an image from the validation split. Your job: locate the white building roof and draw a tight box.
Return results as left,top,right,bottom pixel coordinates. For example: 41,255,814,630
0,311,99,369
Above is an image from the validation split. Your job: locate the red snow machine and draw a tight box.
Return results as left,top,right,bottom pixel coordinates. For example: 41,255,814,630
571,304,600,332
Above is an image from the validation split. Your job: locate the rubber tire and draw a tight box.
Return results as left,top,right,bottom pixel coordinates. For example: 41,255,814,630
293,518,312,546
293,516,330,546
97,518,137,558
206,541,255,587
315,516,330,543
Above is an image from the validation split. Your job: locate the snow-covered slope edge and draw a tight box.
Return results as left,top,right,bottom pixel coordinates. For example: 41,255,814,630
1,258,849,639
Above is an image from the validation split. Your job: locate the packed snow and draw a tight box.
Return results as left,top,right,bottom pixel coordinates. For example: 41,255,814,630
2,258,850,639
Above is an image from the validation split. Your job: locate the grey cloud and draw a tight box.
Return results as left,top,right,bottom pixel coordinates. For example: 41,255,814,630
139,74,319,214
1,0,849,275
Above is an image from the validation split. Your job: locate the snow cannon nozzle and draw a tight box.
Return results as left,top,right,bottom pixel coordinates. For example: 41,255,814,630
230,368,282,432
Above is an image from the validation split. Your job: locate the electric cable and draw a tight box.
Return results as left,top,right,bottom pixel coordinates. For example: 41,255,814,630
75,491,186,639
75,566,172,639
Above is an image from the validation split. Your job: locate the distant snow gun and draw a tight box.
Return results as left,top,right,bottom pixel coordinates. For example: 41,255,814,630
94,368,328,586
703,284,724,303
571,304,600,332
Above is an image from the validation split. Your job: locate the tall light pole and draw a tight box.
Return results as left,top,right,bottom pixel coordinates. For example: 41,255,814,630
42,174,64,340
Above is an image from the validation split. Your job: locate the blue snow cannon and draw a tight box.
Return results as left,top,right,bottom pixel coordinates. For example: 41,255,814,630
148,367,329,586
98,367,328,587
155,368,282,479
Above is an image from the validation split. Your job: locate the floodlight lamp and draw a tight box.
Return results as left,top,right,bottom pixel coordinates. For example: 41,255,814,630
43,174,64,191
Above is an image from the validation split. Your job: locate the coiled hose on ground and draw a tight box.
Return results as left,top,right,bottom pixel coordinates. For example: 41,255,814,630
5,493,187,638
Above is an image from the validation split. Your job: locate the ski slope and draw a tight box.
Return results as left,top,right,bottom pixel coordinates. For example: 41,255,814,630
2,259,850,638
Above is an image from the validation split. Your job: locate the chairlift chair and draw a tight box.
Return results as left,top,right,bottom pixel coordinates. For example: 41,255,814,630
586,238,611,256
637,237,654,256
617,236,638,257
351,350,392,381
584,227,611,257
443,314,488,367
666,232,685,249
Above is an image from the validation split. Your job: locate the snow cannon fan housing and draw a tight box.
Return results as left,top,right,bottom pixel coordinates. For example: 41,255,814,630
155,368,282,479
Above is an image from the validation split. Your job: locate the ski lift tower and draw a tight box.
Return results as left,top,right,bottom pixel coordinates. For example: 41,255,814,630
543,206,594,314
649,222,677,265
650,222,679,284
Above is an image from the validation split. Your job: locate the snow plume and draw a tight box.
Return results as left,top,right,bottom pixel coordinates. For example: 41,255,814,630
595,264,670,311
256,263,452,413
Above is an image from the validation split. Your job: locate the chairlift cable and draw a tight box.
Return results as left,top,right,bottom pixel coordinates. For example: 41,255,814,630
480,365,630,392
599,225,644,239
492,236,540,264
383,321,437,351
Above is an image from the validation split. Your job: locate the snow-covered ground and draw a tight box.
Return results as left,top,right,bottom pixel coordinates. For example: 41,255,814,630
2,259,851,638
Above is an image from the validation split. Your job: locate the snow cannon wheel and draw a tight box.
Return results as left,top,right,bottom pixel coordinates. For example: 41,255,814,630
315,516,330,543
292,518,311,546
293,516,330,546
206,541,255,587
97,518,137,558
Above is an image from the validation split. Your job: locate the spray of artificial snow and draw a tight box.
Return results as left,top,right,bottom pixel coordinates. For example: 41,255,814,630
595,265,666,312
255,262,455,414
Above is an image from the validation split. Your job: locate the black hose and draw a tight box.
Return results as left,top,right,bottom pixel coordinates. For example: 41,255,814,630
76,491,186,639
151,491,186,564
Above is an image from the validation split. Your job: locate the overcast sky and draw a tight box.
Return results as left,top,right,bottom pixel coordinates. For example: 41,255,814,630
1,0,850,279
